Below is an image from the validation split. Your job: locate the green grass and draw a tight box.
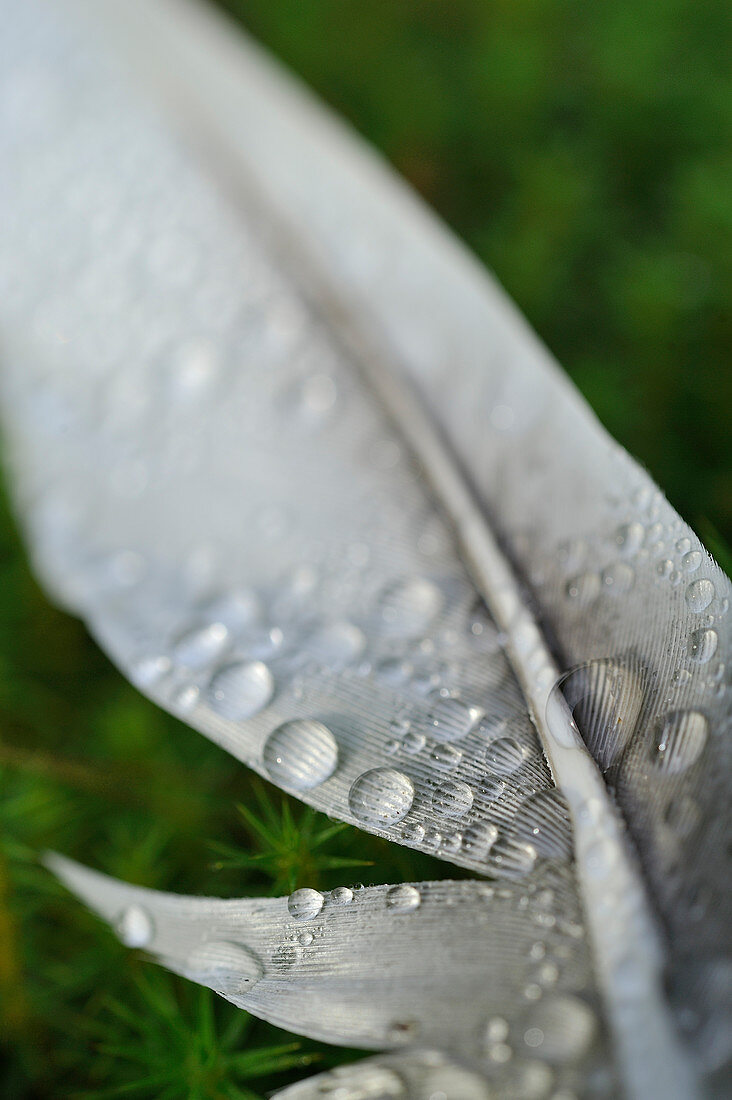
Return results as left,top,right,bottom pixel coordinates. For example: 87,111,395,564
2,0,731,1096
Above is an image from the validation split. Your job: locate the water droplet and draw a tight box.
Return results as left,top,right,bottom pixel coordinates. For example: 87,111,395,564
402,729,426,754
298,931,314,947
686,578,715,613
656,559,673,578
263,719,338,790
116,905,154,948
688,628,718,664
462,821,499,858
305,621,366,668
682,550,702,573
208,660,274,719
425,691,483,743
485,1017,509,1044
430,743,462,771
601,562,634,594
654,710,709,773
203,590,261,632
187,940,262,996
565,573,600,606
300,372,337,416
477,777,506,801
523,996,596,1062
513,791,573,859
170,683,200,714
432,779,474,818
331,886,353,904
131,655,172,689
378,577,443,637
615,522,644,556
174,622,229,669
401,822,426,844
485,737,527,775
488,836,538,878
287,888,324,921
548,660,645,769
348,767,414,827
385,884,421,914
676,537,692,555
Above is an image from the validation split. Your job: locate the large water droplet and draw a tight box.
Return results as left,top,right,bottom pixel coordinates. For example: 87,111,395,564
173,622,229,669
287,888,324,921
548,659,645,770
187,940,262,996
425,690,483,743
686,578,715,613
262,718,338,790
654,710,709,773
208,660,274,719
385,884,421,914
513,791,573,859
348,767,414,827
523,995,596,1062
688,627,718,664
485,736,527,775
378,577,443,637
431,779,474,818
116,904,154,948
462,821,499,859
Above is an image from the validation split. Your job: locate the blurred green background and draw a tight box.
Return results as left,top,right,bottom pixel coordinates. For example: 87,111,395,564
1,0,730,1096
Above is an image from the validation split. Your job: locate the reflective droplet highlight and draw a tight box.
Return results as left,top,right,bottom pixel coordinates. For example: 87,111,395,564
688,628,718,664
378,577,443,637
425,691,483,743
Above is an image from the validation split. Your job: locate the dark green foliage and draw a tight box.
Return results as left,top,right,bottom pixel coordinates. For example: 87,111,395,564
1,0,730,1096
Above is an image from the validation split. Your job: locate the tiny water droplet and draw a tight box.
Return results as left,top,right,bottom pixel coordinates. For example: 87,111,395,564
170,683,200,714
654,710,709,773
462,821,499,858
688,628,718,664
401,821,426,844
676,537,692,555
601,562,635,594
488,836,538,879
385,884,421,914
425,690,483,743
131,655,171,689
330,886,353,904
378,577,443,637
523,995,596,1062
174,622,229,669
565,573,600,606
656,559,673,578
432,779,474,818
402,729,426,754
305,621,366,668
348,767,415,826
287,888,324,921
208,660,274,719
615,522,644,556
298,931,314,946
187,940,262,996
686,578,715,613
263,719,338,790
430,743,462,770
682,550,702,573
116,905,154,948
485,737,527,775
